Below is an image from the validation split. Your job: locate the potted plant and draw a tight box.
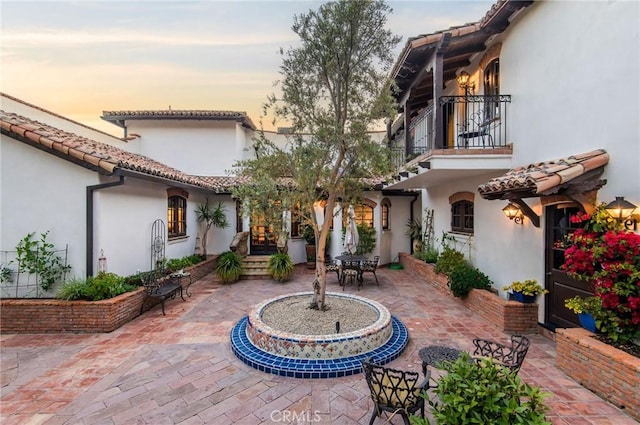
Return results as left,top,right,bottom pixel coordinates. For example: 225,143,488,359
303,224,316,263
215,251,243,283
503,279,548,303
405,219,422,252
564,296,601,333
267,253,294,282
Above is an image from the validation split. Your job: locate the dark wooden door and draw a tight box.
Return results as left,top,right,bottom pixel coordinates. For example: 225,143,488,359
249,212,277,255
544,205,594,329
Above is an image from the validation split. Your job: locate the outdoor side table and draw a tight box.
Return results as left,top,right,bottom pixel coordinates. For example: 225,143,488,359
419,345,464,376
170,272,193,296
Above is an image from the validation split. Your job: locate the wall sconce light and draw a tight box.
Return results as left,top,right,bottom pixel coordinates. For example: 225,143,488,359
605,196,638,230
456,71,475,93
502,203,524,225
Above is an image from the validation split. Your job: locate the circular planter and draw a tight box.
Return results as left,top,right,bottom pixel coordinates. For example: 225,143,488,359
231,291,409,378
246,292,392,359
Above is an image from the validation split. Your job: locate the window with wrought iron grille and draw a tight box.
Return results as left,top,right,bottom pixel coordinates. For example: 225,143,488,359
451,200,474,234
167,195,187,238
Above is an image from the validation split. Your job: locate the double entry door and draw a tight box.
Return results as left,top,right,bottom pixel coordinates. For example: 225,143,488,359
249,211,277,255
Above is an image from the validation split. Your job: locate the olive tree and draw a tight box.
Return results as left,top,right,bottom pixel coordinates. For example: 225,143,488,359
234,0,400,310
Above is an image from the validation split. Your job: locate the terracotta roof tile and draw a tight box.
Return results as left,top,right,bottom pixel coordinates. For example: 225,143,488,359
101,109,256,130
0,111,239,192
477,149,609,199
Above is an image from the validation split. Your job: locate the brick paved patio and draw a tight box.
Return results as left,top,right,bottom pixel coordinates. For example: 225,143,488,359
1,266,638,424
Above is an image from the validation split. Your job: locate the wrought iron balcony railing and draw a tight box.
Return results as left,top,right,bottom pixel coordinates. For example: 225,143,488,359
392,95,511,165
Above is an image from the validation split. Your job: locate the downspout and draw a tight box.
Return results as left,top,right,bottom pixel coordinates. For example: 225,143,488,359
409,192,419,254
86,176,125,277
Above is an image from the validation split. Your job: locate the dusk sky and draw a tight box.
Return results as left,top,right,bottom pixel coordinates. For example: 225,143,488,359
1,1,493,136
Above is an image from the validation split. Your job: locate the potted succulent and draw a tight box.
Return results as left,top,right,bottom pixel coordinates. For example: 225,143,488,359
215,251,243,283
564,296,601,333
503,279,548,304
267,253,294,282
405,219,423,252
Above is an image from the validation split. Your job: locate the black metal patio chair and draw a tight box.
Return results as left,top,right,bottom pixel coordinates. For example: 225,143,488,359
471,334,530,373
362,359,430,425
360,255,380,285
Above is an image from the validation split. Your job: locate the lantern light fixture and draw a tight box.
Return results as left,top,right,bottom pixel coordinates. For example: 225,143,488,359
456,71,475,93
502,202,524,225
605,196,638,230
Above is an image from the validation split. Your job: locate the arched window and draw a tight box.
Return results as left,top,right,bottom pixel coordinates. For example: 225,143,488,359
449,192,474,234
167,193,187,238
451,201,474,234
381,198,392,230
343,202,375,228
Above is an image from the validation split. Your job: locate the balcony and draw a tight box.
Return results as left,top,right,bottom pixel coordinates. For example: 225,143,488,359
391,95,511,168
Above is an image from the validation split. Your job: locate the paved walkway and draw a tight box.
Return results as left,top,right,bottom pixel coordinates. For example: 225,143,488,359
1,266,638,425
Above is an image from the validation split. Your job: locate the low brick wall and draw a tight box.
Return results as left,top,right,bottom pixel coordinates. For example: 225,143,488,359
556,328,640,421
0,256,217,333
0,288,146,333
399,252,538,334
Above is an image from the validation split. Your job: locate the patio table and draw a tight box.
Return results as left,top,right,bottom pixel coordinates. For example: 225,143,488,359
419,345,464,376
334,254,367,262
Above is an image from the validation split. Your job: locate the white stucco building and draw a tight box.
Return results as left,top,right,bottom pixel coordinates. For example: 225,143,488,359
0,93,416,296
384,0,639,329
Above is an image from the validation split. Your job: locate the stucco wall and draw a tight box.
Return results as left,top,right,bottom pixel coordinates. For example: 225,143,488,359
94,184,236,277
1,136,98,279
125,120,252,176
500,0,639,203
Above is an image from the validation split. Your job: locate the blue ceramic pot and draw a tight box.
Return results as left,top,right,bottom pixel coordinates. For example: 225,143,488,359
513,291,536,304
578,312,597,333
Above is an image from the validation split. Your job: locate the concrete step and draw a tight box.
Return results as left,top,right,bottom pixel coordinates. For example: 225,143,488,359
240,255,271,279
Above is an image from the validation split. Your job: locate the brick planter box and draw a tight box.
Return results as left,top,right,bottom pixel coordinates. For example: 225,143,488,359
399,252,538,334
0,256,217,333
556,328,640,421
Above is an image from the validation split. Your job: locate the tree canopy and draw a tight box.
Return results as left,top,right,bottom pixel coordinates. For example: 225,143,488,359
233,0,401,309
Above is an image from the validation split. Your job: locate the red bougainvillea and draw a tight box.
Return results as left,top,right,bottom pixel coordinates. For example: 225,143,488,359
562,205,640,343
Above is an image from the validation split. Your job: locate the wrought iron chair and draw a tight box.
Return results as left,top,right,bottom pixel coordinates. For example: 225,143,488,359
340,260,362,290
324,255,341,281
471,334,530,373
362,360,430,425
360,255,380,286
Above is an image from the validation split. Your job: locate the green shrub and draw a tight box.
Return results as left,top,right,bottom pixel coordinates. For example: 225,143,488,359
165,255,204,272
414,247,439,263
448,263,493,297
123,273,143,287
267,253,294,282
434,247,466,276
215,251,243,283
356,223,377,255
413,352,550,425
57,272,137,301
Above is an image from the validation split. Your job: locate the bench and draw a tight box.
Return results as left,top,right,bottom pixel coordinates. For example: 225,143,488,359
139,269,185,316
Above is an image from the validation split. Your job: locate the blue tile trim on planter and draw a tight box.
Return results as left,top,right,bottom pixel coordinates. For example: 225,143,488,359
230,315,409,379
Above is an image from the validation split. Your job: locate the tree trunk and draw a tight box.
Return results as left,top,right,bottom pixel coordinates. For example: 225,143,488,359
310,196,335,311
